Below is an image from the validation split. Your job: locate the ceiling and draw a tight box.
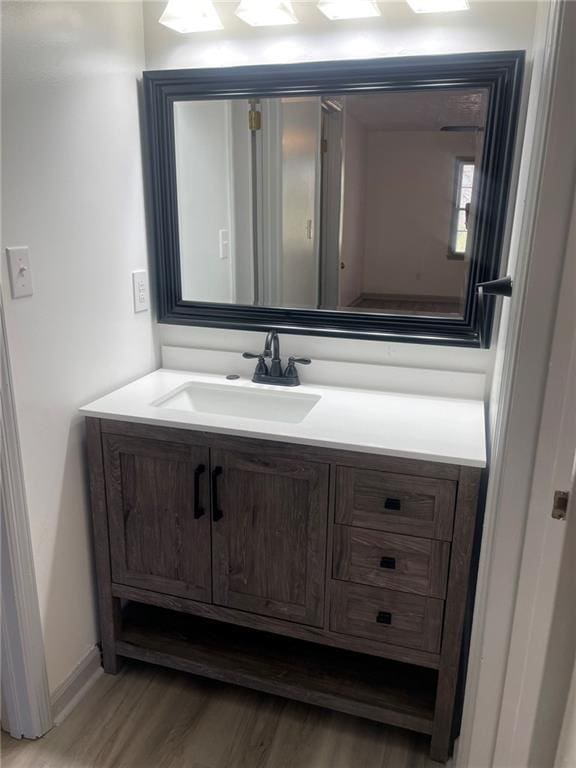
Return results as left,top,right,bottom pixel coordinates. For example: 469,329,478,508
342,88,489,131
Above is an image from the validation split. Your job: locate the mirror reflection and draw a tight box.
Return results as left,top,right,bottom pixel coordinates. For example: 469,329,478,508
173,87,487,317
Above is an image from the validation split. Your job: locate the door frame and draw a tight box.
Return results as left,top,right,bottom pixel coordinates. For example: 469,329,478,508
1,282,52,739
457,1,576,765
493,157,576,768
319,105,343,309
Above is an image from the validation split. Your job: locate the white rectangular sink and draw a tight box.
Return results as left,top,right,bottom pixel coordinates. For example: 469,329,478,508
153,381,321,424
80,368,487,467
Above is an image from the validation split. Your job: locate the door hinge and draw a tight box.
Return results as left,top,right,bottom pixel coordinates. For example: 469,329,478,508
552,490,569,520
321,138,328,153
249,108,261,131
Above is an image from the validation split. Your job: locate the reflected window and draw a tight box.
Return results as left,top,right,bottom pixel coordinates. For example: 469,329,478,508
450,158,475,259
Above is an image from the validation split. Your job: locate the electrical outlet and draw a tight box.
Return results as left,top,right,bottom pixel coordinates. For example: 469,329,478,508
7,247,33,298
132,270,149,313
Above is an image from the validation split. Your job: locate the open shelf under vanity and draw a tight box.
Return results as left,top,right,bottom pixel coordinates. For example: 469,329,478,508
118,601,438,736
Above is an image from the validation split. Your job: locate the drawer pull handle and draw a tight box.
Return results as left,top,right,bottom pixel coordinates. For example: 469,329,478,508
212,466,224,522
384,497,401,511
380,556,396,569
376,611,392,625
193,464,206,519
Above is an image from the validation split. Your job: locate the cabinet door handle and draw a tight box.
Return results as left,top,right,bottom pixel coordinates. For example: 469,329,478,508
376,611,392,625
212,466,223,522
193,464,206,519
384,497,401,511
380,556,396,569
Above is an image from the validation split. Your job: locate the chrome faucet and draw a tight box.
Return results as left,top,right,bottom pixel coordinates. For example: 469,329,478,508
243,331,311,387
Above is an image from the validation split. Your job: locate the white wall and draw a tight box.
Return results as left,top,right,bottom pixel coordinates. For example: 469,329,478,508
362,130,476,299
1,1,158,693
143,1,537,71
175,100,235,303
143,0,538,374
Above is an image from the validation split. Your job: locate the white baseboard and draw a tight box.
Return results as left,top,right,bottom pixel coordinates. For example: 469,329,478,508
51,646,103,725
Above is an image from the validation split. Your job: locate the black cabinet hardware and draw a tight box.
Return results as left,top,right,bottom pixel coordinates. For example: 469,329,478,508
376,611,392,625
384,498,401,511
380,556,396,569
212,466,223,522
193,464,206,519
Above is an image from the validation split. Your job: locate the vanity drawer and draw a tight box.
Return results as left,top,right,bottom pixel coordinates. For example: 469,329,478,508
335,467,456,541
333,525,450,598
330,581,444,654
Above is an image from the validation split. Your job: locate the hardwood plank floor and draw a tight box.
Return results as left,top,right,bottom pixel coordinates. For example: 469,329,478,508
1,661,438,768
346,294,464,317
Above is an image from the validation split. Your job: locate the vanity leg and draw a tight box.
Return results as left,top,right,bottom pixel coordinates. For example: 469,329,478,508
86,417,121,675
430,466,482,762
100,596,122,675
430,669,456,762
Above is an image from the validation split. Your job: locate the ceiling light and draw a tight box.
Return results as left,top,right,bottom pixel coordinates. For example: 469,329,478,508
158,0,223,33
235,0,298,27
406,0,469,12
317,1,381,20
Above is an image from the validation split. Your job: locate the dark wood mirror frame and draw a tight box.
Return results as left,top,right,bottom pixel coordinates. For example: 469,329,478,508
143,51,524,348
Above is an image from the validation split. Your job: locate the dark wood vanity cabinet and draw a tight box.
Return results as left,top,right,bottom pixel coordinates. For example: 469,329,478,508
103,434,212,602
87,418,483,762
211,448,329,626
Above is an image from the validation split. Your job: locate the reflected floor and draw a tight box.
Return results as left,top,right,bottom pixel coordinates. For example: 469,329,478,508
347,293,464,317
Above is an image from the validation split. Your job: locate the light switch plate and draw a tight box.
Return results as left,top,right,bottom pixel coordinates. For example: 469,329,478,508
132,270,149,313
7,247,33,298
218,228,230,260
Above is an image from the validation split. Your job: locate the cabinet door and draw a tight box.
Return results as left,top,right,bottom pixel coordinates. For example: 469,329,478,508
211,448,329,626
103,434,211,602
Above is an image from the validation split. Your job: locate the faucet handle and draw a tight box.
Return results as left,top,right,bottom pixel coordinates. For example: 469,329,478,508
283,356,310,386
243,352,269,377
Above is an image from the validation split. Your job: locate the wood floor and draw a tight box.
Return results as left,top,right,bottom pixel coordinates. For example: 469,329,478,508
347,293,464,317
2,661,439,768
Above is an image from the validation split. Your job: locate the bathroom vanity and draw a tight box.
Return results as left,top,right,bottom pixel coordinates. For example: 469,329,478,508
82,359,486,762
82,49,523,762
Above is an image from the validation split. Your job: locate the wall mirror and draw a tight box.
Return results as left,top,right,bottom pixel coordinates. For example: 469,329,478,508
144,52,523,346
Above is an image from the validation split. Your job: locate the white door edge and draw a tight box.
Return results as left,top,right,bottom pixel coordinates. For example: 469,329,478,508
456,1,575,765
494,167,576,767
1,278,53,739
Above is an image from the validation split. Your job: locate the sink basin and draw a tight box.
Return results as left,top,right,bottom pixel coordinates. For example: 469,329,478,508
153,381,321,424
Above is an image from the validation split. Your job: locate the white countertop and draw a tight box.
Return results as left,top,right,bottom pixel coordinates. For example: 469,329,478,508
80,368,486,468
